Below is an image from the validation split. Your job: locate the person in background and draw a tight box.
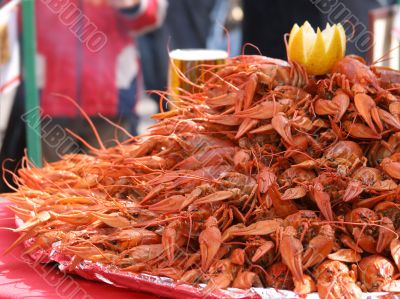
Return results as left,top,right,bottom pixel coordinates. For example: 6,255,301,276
35,0,167,162
0,85,25,193
242,0,396,60
207,0,243,57
0,0,167,191
136,28,169,109
325,0,396,57
137,0,216,110
242,0,323,60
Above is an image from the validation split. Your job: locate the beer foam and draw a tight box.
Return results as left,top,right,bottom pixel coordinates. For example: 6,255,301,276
169,49,228,61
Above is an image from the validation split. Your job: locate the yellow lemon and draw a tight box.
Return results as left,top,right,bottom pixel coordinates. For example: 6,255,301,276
288,22,346,75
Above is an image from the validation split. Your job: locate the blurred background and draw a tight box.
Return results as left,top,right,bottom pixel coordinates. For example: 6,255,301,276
0,0,400,191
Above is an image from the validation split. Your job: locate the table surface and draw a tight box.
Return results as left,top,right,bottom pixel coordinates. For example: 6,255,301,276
0,201,161,299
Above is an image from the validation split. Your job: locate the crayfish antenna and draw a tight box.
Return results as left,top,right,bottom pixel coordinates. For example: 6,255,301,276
52,94,105,151
3,229,36,255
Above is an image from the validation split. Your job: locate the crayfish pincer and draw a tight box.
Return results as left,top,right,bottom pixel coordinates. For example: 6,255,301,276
199,216,222,271
358,255,400,292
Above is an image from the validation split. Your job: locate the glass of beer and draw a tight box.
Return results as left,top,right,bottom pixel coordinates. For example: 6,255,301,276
168,49,228,105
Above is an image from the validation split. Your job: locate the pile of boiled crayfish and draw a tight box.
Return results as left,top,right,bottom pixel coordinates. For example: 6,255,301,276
5,54,400,298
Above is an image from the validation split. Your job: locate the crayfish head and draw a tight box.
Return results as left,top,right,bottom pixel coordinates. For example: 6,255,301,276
232,271,263,289
332,55,378,88
314,260,349,282
358,255,396,291
374,201,400,228
324,141,363,165
266,262,294,290
205,216,218,228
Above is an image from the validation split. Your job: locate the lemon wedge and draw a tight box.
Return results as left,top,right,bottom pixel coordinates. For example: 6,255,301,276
288,22,346,75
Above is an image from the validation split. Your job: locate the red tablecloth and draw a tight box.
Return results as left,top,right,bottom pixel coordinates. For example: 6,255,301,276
0,201,161,299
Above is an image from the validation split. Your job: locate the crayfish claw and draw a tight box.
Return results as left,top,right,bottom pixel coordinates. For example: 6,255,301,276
280,226,304,283
199,217,222,271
